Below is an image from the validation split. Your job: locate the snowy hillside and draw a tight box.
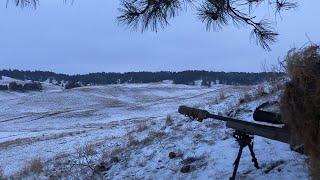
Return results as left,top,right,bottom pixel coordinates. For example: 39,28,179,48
0,81,308,179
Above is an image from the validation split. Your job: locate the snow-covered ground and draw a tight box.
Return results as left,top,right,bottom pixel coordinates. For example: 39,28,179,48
0,80,308,179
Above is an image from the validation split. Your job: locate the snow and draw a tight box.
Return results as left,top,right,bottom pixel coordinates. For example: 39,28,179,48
0,80,308,179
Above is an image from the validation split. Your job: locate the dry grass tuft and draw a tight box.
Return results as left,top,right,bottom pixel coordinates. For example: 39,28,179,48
136,122,149,132
213,97,219,104
140,131,166,145
128,133,139,146
256,85,267,97
165,115,173,126
83,144,98,156
269,80,285,94
20,157,44,176
219,90,226,100
239,93,252,104
78,144,97,156
280,45,320,179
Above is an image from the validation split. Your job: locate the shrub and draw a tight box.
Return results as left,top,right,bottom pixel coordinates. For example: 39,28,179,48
20,158,44,176
23,82,42,91
128,134,139,146
136,122,149,132
8,82,24,91
140,131,166,145
201,80,211,87
256,85,267,97
65,81,82,89
239,93,252,104
280,45,320,179
78,144,97,156
0,85,8,91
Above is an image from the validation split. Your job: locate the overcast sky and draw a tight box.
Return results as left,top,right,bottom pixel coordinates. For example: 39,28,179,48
0,0,319,74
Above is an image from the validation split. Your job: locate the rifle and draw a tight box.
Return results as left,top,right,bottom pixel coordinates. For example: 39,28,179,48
178,105,290,180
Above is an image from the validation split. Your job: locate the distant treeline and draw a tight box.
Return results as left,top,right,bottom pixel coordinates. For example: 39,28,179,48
0,69,284,87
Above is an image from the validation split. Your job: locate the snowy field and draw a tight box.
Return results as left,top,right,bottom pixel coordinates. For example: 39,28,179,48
0,80,308,179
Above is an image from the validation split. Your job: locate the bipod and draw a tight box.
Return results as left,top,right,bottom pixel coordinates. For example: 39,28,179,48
230,130,259,180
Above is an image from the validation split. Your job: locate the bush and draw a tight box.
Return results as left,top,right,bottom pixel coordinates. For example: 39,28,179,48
201,80,211,87
7,82,42,92
256,85,267,97
239,93,252,104
8,82,24,91
280,45,320,179
23,82,42,91
65,82,82,89
20,158,44,176
0,85,8,91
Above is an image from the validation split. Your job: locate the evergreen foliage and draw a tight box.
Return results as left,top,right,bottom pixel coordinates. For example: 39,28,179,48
23,82,42,91
6,81,42,92
65,82,82,89
0,85,8,91
8,82,24,91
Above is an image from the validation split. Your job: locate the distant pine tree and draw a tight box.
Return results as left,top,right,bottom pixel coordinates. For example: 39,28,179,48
23,82,42,91
8,82,24,91
0,85,8,91
65,82,82,89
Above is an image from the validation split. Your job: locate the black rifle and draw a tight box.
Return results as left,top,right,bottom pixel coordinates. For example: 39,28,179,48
178,105,290,180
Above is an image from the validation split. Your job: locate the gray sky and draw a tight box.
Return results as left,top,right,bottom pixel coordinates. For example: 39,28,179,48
0,0,319,74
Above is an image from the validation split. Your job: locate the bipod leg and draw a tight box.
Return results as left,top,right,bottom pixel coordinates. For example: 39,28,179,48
230,145,244,180
248,142,259,169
